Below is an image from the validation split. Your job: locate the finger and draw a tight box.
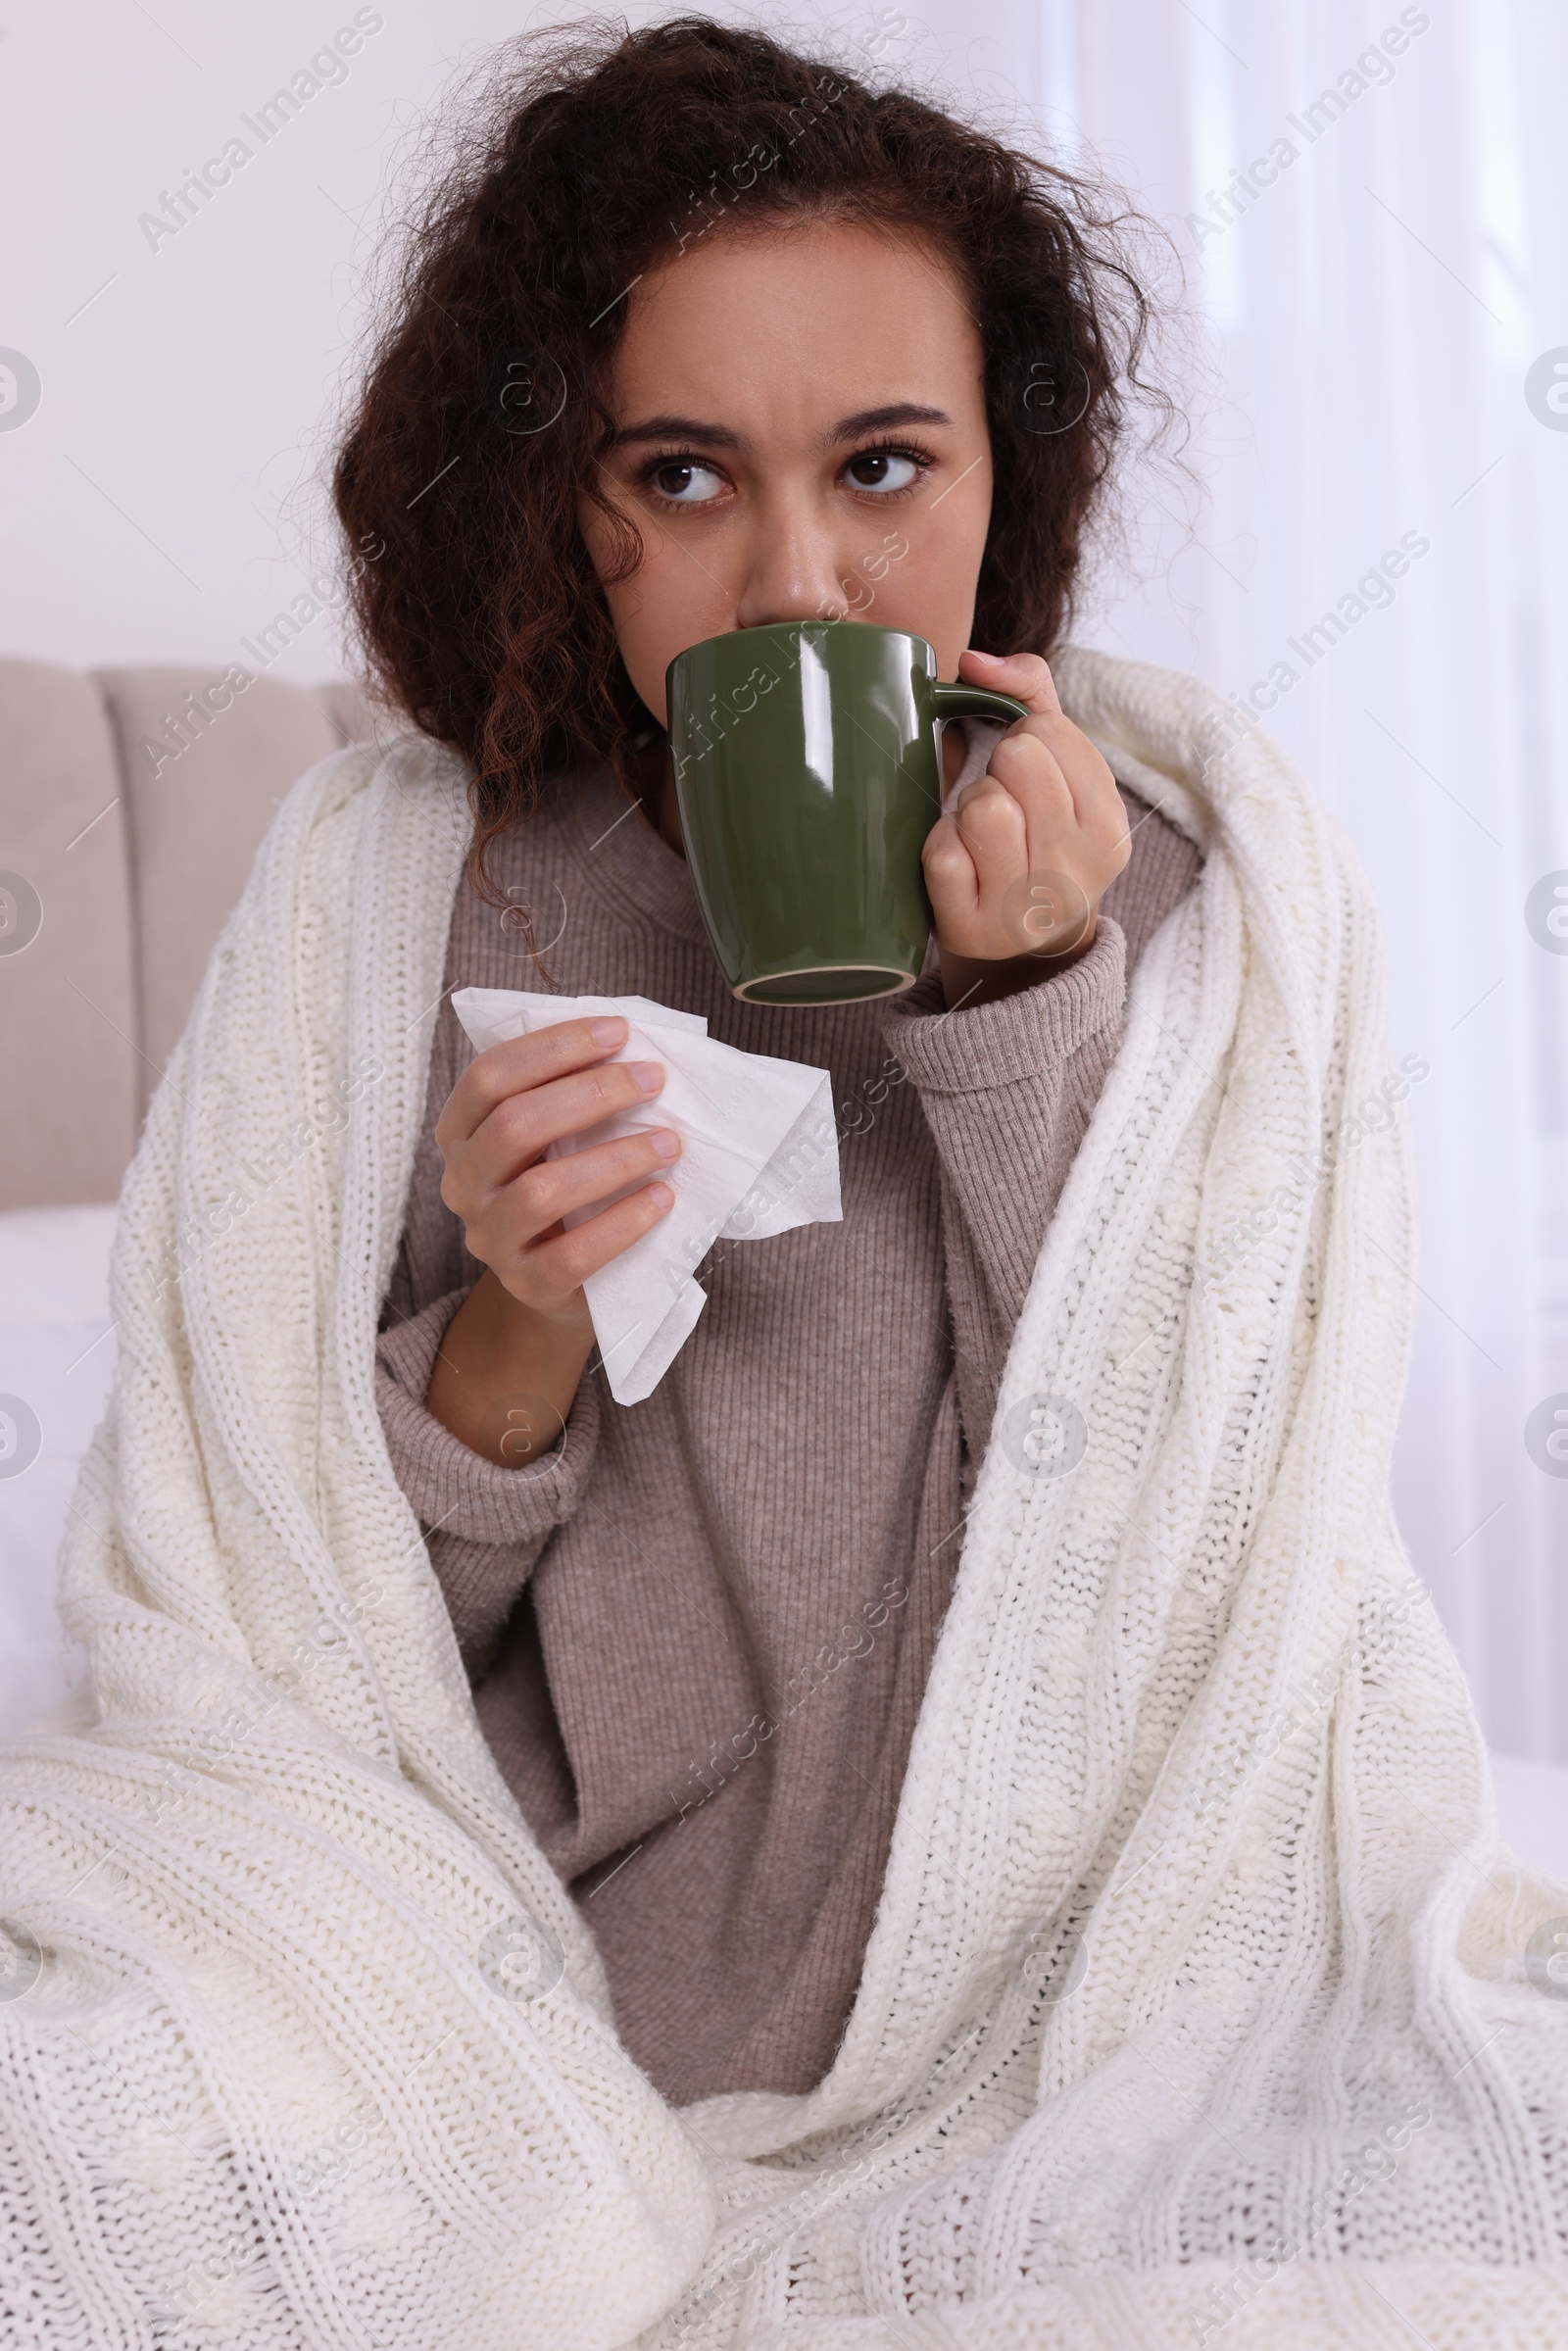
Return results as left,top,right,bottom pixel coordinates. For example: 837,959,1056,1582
460,1056,667,1201
956,748,1078,892
981,730,1080,862
987,722,1127,868
957,646,1061,718
514,1177,676,1297
946,773,1028,893
920,808,981,922
497,1124,682,1247
437,1014,629,1151
957,777,1080,935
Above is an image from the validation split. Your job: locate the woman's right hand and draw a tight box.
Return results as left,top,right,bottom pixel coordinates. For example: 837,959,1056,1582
437,1013,681,1321
422,1015,680,1464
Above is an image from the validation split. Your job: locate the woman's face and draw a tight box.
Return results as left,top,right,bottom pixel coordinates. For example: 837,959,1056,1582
579,217,994,729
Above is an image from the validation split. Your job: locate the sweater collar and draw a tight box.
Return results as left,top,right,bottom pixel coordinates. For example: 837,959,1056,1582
560,759,711,944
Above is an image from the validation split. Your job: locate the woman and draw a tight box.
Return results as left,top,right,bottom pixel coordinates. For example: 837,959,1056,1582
352,14,1196,2109
6,19,1565,2348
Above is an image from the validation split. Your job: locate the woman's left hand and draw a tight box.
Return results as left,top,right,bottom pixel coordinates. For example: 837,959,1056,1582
921,649,1132,1010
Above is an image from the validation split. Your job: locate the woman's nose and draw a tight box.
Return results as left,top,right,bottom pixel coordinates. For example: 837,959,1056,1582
730,507,850,631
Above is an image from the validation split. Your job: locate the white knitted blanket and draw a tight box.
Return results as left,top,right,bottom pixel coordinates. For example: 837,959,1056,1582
4,649,1567,2350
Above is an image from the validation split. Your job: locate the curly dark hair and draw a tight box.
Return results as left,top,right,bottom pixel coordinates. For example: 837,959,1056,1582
332,14,1179,908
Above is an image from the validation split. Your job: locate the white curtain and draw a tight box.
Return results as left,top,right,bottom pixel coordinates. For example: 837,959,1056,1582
918,0,1568,1756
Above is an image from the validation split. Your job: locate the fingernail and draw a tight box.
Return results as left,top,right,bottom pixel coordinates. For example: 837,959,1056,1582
629,1059,664,1092
590,1016,626,1046
647,1182,674,1209
651,1128,680,1160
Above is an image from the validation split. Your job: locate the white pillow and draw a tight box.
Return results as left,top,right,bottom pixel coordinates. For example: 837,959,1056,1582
0,1203,119,1737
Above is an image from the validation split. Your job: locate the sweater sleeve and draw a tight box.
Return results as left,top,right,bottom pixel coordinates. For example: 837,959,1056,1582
374,1285,601,1680
879,918,1128,1489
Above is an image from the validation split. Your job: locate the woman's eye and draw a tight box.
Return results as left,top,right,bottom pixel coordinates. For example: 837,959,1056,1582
649,460,726,505
846,450,921,494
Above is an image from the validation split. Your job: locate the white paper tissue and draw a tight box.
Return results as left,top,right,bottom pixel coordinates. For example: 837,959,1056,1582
451,990,842,1404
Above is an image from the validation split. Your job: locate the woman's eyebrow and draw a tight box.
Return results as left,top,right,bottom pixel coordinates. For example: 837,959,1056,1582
822,403,954,443
608,402,956,451
611,414,744,449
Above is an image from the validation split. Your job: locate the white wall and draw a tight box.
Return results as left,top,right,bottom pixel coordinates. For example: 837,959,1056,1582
1,0,984,679
4,0,1566,1753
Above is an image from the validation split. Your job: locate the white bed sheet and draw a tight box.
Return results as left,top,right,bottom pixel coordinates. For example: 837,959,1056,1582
0,1206,1562,1884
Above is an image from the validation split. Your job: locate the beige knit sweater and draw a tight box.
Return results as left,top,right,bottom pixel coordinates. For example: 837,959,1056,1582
375,740,1199,2108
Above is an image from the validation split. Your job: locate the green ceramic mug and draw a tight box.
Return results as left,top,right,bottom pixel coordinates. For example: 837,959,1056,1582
664,620,1029,1004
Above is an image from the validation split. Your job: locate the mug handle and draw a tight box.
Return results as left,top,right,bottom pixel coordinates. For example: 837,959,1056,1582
931,682,1031,727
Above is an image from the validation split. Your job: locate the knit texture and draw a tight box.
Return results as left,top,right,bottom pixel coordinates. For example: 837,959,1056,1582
3,649,1566,2350
372,750,1198,2106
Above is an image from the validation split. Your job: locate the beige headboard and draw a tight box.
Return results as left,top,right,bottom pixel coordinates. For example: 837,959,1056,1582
0,659,383,1210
